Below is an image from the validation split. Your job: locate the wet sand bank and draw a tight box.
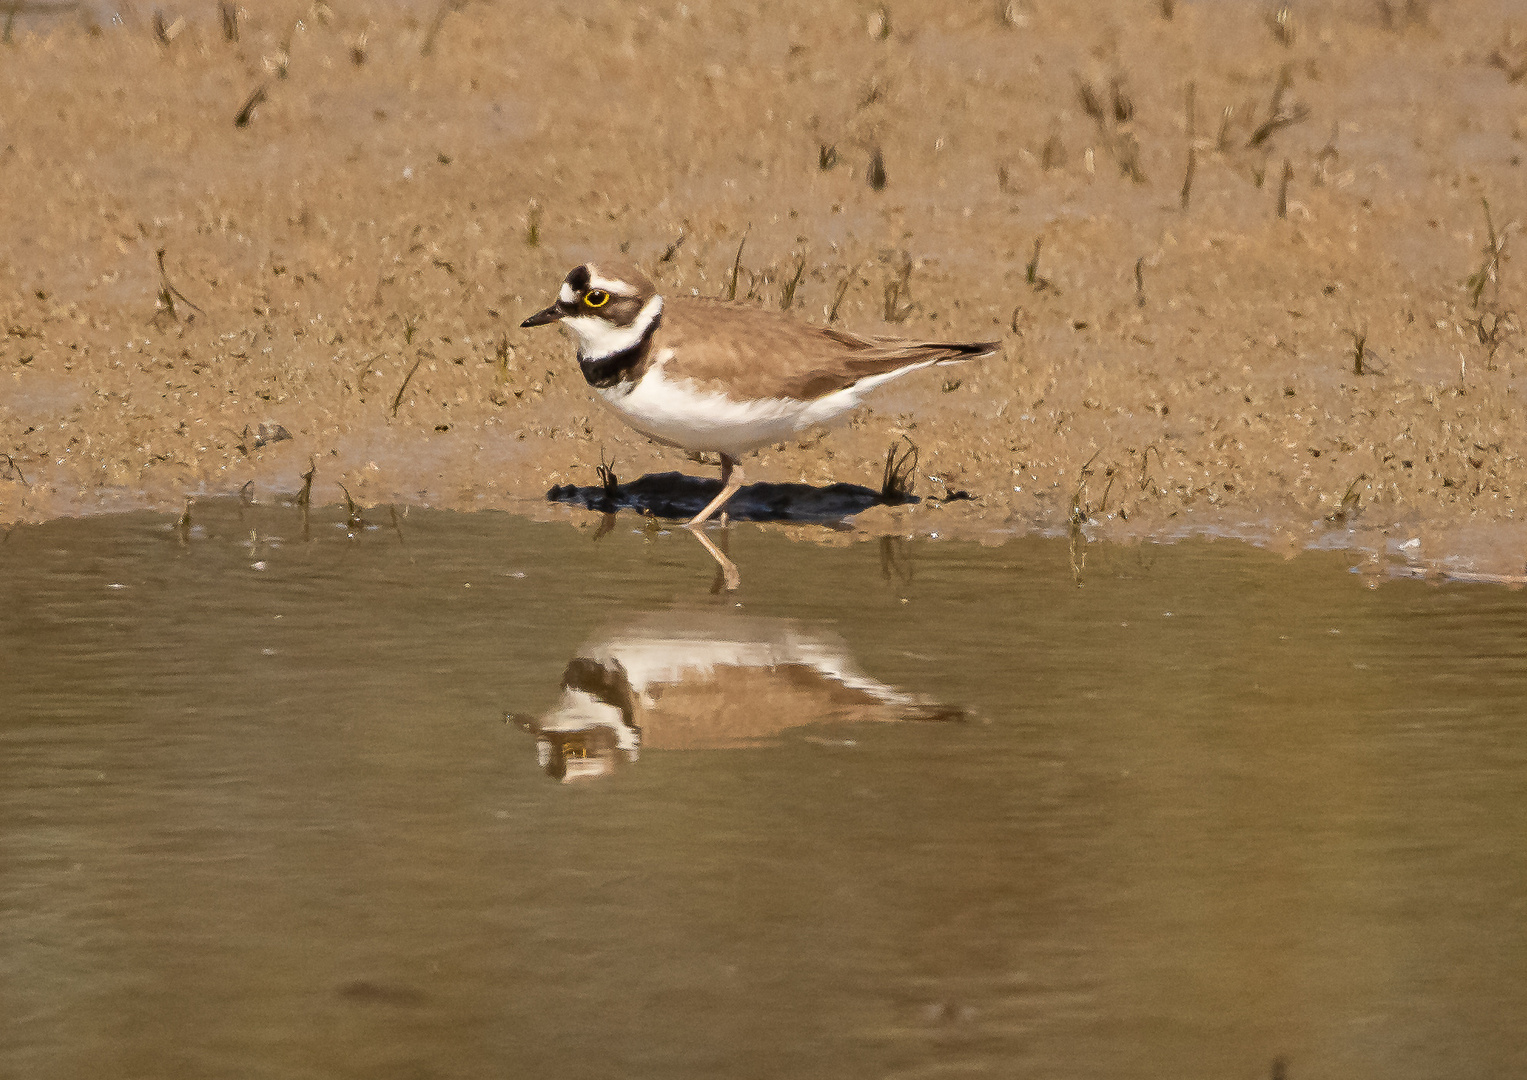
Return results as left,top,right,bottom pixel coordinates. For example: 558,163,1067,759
3,0,1526,576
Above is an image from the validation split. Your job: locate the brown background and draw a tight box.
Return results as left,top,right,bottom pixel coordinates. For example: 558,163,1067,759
2,0,1525,573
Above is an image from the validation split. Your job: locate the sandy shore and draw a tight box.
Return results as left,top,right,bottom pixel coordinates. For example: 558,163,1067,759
3,0,1526,576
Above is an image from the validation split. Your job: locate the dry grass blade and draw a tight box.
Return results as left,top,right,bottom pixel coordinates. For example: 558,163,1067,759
338,483,364,531
1276,158,1294,218
827,267,856,324
658,229,686,262
493,336,512,382
1136,444,1167,497
725,226,750,302
1113,132,1147,183
1313,123,1340,184
1465,310,1518,369
152,10,185,45
1268,5,1294,46
1024,237,1054,292
297,459,315,507
1075,76,1106,125
1463,200,1518,368
596,449,619,494
234,83,268,128
1041,132,1066,171
867,146,887,191
219,1,238,42
1346,327,1370,375
1,452,27,485
779,254,807,310
1249,73,1308,149
1110,77,1134,124
1069,450,1102,526
391,356,424,417
155,248,205,322
1268,64,1293,116
1215,105,1236,152
882,256,916,323
524,201,541,247
1466,198,1509,308
420,0,467,57
1326,474,1367,523
1247,104,1309,148
881,438,918,501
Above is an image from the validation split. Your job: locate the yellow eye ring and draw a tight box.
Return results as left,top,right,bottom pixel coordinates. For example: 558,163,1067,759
584,289,610,308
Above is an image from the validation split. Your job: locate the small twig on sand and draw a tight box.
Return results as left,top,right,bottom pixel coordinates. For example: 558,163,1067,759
234,83,268,128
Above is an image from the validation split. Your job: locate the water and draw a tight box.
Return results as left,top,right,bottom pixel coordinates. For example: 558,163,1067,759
3,503,1526,1079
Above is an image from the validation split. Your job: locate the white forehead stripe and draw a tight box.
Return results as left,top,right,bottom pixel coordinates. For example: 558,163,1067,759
588,270,639,297
559,282,577,303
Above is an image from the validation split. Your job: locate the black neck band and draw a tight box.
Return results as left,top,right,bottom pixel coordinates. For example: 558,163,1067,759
578,308,661,389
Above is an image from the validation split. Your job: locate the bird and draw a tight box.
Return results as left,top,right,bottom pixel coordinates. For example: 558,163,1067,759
522,260,1000,524
511,611,965,781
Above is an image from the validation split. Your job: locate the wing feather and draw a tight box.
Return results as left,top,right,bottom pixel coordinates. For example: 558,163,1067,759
662,299,999,401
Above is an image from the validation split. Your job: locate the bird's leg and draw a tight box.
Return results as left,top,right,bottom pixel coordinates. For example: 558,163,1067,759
687,453,743,527
685,454,742,589
690,525,741,591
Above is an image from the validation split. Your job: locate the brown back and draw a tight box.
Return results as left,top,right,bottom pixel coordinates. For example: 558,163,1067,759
660,298,1000,401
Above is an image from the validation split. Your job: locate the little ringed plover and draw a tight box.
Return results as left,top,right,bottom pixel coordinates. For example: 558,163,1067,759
522,260,1000,528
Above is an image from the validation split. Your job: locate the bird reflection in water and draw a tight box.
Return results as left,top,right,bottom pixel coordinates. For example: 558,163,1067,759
510,613,963,781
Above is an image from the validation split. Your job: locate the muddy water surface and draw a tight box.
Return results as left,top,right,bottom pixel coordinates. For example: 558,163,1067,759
3,504,1526,1079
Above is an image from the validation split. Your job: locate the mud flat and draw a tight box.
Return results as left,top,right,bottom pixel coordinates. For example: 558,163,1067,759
3,0,1526,576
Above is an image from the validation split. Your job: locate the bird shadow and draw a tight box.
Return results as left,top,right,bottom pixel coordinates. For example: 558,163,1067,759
547,471,918,524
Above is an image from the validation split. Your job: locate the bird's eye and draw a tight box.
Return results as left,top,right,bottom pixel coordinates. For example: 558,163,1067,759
584,290,610,308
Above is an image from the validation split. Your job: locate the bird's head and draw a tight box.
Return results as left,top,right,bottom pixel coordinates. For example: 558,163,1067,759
521,262,662,359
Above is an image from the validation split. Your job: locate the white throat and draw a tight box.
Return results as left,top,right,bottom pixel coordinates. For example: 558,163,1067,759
565,295,664,361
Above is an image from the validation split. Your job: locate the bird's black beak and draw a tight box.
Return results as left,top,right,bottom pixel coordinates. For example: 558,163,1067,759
521,305,565,328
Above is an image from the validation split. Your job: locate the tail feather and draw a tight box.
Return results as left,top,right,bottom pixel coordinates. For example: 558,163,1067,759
821,327,1001,364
